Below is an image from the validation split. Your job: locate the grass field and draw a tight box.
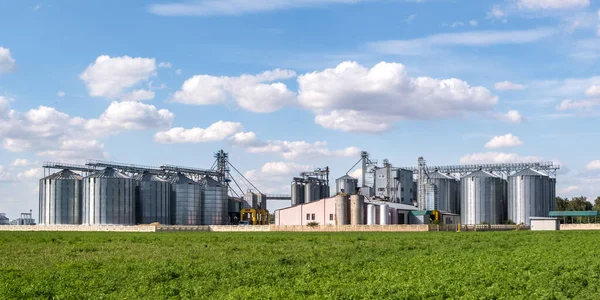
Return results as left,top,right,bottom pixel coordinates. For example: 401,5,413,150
1,231,599,299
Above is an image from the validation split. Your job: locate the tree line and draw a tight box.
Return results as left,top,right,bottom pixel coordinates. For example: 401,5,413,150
556,196,600,211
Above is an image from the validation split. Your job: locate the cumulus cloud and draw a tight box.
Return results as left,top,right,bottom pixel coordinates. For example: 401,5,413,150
79,55,156,98
247,140,360,160
487,5,508,22
517,0,589,10
154,121,243,144
0,96,11,117
148,0,372,16
586,85,600,97
369,29,555,55
495,110,525,123
556,99,600,111
36,139,107,161
460,152,542,164
298,61,498,132
85,101,173,135
172,69,296,113
494,81,527,91
586,160,600,170
0,47,16,73
121,89,155,102
12,159,31,166
158,62,172,68
16,168,43,180
484,134,524,149
229,131,260,146
243,161,312,194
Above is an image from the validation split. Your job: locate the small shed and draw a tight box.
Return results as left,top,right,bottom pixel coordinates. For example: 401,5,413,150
530,217,559,231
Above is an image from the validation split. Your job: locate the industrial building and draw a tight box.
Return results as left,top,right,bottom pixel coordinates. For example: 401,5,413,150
37,150,272,226
279,153,559,226
0,213,9,225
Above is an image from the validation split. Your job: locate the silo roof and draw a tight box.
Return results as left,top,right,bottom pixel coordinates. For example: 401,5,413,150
337,175,357,180
511,168,547,177
86,167,130,179
203,176,223,187
428,172,455,180
42,169,83,180
134,171,170,182
463,170,499,178
172,173,198,184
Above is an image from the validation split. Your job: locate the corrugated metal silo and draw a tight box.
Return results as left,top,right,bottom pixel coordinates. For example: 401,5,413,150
134,172,171,225
83,168,136,225
257,193,267,210
366,204,375,225
243,191,257,209
304,182,315,203
508,168,551,225
202,177,228,225
427,172,460,213
425,182,438,211
335,195,349,225
321,183,330,199
549,178,556,212
171,173,202,225
39,169,83,225
336,175,358,195
291,181,304,206
350,195,364,225
460,170,505,225
380,204,389,225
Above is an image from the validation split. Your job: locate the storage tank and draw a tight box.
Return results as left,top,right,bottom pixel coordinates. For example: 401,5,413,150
428,172,460,213
350,195,364,225
367,204,375,225
134,172,171,225
425,182,438,211
336,175,358,195
460,170,505,225
39,169,83,225
304,182,315,203
549,178,556,212
321,184,330,199
380,204,389,225
291,181,304,206
202,177,228,225
335,194,349,225
257,193,267,210
243,191,257,209
508,168,551,225
171,173,202,225
83,168,135,225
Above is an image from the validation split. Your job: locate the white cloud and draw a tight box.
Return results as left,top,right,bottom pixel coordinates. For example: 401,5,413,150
558,185,581,194
494,81,527,91
85,101,173,135
484,134,524,149
460,152,542,164
585,85,600,97
12,159,31,166
229,131,260,146
0,47,16,73
158,62,172,68
369,28,555,55
586,160,600,170
496,110,525,123
244,161,312,194
148,0,372,16
121,89,155,102
16,168,43,180
154,121,242,144
172,69,296,113
175,69,182,75
36,139,107,161
517,0,589,10
486,6,508,22
57,91,65,97
247,140,360,160
556,99,600,111
298,61,498,132
451,20,477,28
79,55,156,98
0,165,12,182
0,96,11,117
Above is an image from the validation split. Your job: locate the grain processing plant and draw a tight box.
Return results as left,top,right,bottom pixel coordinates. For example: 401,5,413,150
276,152,559,226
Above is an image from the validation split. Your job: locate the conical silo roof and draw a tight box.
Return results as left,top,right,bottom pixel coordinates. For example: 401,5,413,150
134,171,170,182
86,167,130,179
510,168,547,177
463,170,498,178
203,176,223,187
428,172,455,179
42,169,83,180
172,173,198,184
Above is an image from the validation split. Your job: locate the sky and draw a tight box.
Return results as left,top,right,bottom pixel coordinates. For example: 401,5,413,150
1,0,600,220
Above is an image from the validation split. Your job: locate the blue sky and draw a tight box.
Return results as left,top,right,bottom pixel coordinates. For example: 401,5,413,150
1,0,600,219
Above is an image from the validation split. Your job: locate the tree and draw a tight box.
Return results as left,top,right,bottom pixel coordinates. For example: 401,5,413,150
556,197,569,211
568,196,592,211
594,197,600,212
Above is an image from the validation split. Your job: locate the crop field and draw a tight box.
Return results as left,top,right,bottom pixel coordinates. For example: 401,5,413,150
1,231,599,299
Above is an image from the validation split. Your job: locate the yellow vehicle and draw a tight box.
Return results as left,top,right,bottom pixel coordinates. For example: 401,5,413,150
240,208,270,225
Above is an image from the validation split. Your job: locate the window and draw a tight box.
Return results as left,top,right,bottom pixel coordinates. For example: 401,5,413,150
377,188,385,192
329,214,334,221
306,214,310,221
401,187,404,192
311,214,316,220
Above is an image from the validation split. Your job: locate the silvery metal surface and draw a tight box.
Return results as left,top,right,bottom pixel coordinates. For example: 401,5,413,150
425,182,438,211
228,197,242,212
83,168,136,225
243,192,257,209
257,193,267,210
171,173,202,225
427,172,460,214
350,195,364,225
39,169,83,225
508,168,551,225
549,178,556,212
135,172,171,224
202,177,228,225
291,182,304,206
366,204,375,225
380,204,389,225
320,184,330,199
396,169,414,205
460,170,506,225
304,182,315,203
336,175,358,195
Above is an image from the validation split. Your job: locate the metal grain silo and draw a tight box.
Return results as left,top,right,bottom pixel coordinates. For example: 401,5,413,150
304,182,315,203
380,204,389,225
202,177,228,225
336,175,358,195
39,169,83,225
350,195,364,225
335,194,349,225
291,181,304,206
460,170,505,225
549,178,556,212
243,191,257,209
134,172,171,225
171,173,202,225
321,183,330,199
424,182,438,211
83,167,135,225
508,168,550,225
367,204,375,225
257,193,267,210
428,172,460,213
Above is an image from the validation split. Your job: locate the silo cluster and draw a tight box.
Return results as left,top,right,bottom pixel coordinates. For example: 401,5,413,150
39,170,83,225
171,173,202,225
290,179,330,206
508,168,556,225
82,168,136,225
201,177,228,225
426,172,460,214
135,172,171,225
460,170,506,225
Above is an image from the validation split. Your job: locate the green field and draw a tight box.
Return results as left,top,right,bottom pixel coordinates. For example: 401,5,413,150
1,231,599,299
